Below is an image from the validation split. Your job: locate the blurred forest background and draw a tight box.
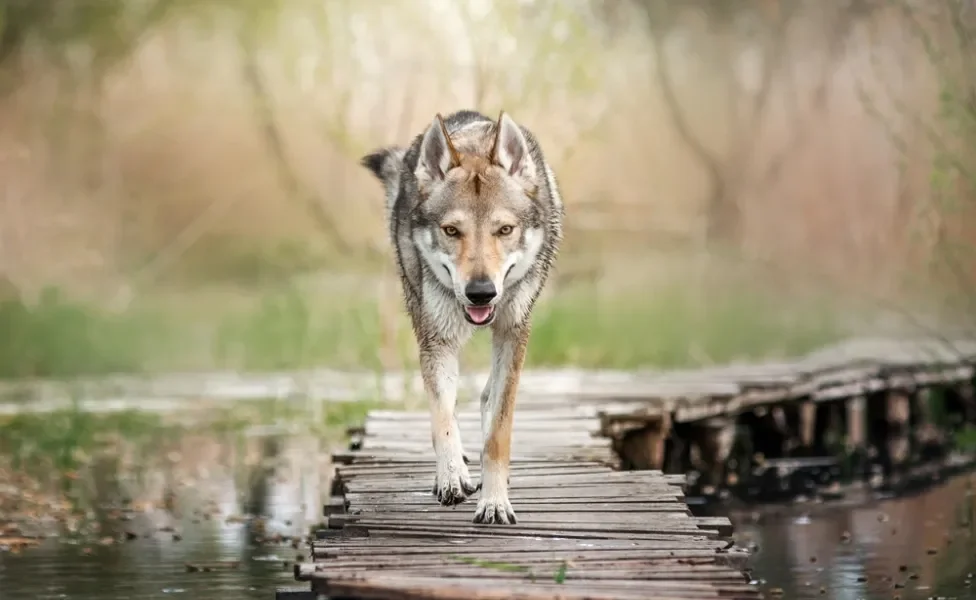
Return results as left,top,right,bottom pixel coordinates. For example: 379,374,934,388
0,0,973,379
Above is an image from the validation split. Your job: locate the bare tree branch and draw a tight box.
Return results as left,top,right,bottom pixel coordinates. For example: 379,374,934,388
647,19,723,177
238,30,350,253
758,5,849,185
641,1,844,246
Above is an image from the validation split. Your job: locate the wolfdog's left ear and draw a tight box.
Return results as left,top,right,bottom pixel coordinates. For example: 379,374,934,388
491,112,536,180
418,114,461,181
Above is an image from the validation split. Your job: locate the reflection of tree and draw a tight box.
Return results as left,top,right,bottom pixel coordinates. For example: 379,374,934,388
239,30,348,254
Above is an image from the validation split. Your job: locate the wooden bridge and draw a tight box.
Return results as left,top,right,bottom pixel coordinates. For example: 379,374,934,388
292,403,756,600
280,336,976,600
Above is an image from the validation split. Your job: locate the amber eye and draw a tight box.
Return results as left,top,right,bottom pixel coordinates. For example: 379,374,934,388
442,226,460,237
498,225,514,236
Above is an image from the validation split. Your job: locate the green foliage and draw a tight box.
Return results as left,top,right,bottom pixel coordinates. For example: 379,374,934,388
855,1,976,308
525,283,843,369
161,237,330,287
0,405,170,474
0,287,163,378
0,278,847,380
0,0,292,73
554,560,568,584
213,282,386,372
448,554,531,574
0,0,157,70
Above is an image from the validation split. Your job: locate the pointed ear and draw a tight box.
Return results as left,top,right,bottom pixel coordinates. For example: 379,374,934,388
418,113,460,180
491,111,535,180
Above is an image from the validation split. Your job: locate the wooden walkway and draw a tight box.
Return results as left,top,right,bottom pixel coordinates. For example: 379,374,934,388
578,337,976,475
293,405,759,600
279,336,976,599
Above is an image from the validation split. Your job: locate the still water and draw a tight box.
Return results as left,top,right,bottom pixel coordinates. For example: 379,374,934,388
736,474,976,600
0,405,331,600
3,405,976,600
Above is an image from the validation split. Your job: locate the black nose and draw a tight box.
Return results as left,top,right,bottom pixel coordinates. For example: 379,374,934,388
464,279,497,306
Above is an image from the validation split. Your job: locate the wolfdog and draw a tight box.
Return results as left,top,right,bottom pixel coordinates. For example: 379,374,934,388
360,110,564,524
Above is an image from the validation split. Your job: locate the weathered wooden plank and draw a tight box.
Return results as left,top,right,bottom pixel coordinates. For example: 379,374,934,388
338,466,612,481
330,511,706,528
337,460,605,473
334,449,618,464
311,575,759,600
350,502,689,514
362,422,600,432
364,408,600,421
313,538,729,553
344,486,684,503
312,545,731,561
343,471,684,493
312,536,728,561
314,581,731,600
358,440,612,453
336,519,716,538
312,561,742,584
342,494,686,507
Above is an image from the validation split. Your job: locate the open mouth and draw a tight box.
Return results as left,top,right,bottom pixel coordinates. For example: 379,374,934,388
463,305,495,326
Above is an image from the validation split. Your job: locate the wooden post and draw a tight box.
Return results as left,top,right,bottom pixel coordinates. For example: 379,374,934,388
844,394,870,479
618,414,672,471
887,390,912,429
961,381,976,424
690,417,736,491
886,390,912,469
846,395,865,452
912,387,941,450
798,399,816,451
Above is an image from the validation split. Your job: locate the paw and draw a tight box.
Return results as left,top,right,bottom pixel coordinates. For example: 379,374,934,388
432,464,478,506
473,495,517,525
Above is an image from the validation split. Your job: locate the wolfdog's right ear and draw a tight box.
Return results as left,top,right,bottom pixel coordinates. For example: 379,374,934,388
360,146,404,186
361,148,392,181
418,114,461,181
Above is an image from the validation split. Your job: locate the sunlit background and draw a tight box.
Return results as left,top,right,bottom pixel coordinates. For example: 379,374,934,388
0,0,971,377
1,1,976,599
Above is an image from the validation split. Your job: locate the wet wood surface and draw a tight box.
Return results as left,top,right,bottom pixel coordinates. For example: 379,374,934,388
296,403,758,600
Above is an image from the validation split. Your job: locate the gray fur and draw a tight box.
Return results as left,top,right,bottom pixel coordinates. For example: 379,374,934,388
359,109,564,524
372,111,562,336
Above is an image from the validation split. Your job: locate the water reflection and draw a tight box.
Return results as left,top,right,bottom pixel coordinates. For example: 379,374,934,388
6,403,976,600
738,473,976,599
0,406,335,600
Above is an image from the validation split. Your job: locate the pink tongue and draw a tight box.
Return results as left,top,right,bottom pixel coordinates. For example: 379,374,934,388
465,306,493,324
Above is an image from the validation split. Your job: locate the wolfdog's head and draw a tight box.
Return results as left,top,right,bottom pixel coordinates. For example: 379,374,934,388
363,111,548,328
409,112,545,327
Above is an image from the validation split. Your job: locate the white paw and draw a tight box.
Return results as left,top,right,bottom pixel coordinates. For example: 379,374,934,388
473,493,517,525
432,459,477,506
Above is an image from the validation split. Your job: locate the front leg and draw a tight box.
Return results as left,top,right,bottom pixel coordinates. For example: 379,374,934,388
474,325,529,524
419,341,477,506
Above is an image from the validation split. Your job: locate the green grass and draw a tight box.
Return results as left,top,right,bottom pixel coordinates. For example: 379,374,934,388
0,276,849,380
0,396,385,479
0,287,170,378
0,395,384,522
526,284,844,368
0,404,179,495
